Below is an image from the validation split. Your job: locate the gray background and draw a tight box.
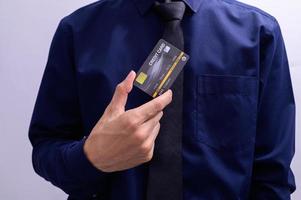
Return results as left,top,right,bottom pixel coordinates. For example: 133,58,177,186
0,0,300,199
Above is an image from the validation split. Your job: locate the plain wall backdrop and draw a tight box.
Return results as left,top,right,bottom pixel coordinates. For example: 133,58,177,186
0,0,300,199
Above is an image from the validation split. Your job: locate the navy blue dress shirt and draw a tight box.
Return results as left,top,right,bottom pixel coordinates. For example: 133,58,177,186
29,0,296,199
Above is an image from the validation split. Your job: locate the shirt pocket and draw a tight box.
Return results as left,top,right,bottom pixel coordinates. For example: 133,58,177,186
195,74,258,152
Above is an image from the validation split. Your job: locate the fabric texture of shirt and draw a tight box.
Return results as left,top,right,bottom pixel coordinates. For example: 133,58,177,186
28,0,296,199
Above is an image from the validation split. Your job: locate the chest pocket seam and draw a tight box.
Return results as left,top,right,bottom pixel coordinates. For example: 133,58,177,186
195,74,258,153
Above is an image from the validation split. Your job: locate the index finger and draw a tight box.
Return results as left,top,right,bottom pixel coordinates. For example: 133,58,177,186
134,89,173,123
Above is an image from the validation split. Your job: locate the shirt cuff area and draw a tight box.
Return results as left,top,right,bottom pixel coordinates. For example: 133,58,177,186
66,137,107,184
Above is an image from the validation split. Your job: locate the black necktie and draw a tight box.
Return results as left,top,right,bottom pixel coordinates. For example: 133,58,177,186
146,1,186,200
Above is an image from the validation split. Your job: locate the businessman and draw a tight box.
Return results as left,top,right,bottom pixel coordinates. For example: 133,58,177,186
29,0,296,199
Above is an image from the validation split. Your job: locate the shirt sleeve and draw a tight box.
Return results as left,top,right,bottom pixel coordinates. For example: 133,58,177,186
28,18,107,198
250,19,296,199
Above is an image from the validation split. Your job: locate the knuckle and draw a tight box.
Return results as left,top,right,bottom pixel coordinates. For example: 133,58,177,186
140,143,151,155
130,110,141,121
157,122,161,129
133,131,145,143
154,101,163,111
106,104,115,113
116,83,125,93
126,117,139,130
143,151,153,162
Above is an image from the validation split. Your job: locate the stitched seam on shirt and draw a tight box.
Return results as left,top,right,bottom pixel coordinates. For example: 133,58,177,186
65,0,110,20
219,0,277,24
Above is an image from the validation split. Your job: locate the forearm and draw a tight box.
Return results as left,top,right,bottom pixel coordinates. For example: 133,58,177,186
32,137,107,197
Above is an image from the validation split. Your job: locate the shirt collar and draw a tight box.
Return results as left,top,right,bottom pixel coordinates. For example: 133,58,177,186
132,0,203,16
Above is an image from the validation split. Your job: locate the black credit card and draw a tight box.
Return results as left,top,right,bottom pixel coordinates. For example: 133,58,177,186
134,39,189,98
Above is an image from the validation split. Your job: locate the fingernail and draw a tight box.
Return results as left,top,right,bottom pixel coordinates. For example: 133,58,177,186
127,70,133,77
126,70,134,80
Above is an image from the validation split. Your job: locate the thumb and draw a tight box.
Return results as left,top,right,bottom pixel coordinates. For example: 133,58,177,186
109,70,136,113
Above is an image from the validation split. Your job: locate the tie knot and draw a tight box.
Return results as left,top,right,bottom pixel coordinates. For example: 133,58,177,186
153,1,186,21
